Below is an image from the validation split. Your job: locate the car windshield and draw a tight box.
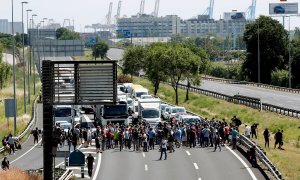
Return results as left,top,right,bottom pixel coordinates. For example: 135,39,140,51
103,105,128,116
161,105,168,111
172,108,185,113
165,108,170,112
136,92,147,98
61,124,71,129
54,110,68,117
55,108,71,116
142,110,159,118
127,99,133,105
184,118,198,124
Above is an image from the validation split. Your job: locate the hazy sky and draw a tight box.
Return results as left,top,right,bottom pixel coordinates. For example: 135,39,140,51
0,0,299,31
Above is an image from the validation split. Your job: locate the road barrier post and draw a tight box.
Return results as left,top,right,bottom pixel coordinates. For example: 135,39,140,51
81,166,84,178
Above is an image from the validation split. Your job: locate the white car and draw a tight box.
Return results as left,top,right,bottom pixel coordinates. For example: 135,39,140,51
162,106,171,120
169,107,186,120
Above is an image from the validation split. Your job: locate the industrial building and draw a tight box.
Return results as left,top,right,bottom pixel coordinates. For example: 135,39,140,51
117,14,181,38
117,14,249,39
0,19,23,34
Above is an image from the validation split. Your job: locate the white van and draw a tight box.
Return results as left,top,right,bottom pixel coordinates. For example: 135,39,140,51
54,105,73,123
132,88,149,99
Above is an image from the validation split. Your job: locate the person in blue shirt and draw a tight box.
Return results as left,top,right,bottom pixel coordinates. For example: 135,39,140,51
148,128,155,150
231,127,239,150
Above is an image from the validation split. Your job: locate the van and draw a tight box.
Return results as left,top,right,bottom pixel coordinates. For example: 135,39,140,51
54,105,73,123
132,87,148,99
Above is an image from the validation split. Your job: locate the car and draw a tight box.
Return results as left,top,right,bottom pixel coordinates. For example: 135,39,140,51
173,112,188,122
274,6,285,14
160,104,169,117
168,106,186,120
140,95,153,99
180,115,201,124
162,106,171,120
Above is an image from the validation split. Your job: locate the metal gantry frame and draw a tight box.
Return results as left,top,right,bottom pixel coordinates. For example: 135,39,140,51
42,60,117,180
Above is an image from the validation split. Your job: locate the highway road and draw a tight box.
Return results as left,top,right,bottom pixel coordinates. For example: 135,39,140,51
108,48,300,111
97,144,264,180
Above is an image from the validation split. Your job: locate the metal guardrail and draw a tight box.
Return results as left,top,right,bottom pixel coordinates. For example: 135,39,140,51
160,98,283,180
239,135,283,180
177,83,300,119
0,96,39,154
58,169,73,180
202,76,300,94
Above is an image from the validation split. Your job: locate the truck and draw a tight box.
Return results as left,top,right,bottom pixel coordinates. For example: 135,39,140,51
138,98,161,126
95,103,130,126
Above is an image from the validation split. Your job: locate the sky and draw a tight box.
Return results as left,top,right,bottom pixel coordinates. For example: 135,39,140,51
0,0,299,32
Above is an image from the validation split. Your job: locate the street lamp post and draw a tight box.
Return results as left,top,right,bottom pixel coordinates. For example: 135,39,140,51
32,14,37,95
257,20,261,84
21,1,28,114
11,0,17,136
26,9,32,104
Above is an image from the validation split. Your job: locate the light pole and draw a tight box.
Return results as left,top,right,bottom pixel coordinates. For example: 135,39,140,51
21,1,28,114
257,20,260,84
11,0,17,136
32,14,37,95
26,9,32,104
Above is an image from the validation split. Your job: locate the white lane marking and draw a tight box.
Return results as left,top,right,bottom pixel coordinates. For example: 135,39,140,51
225,146,257,180
193,163,199,170
186,151,191,156
82,151,97,154
92,152,101,180
198,178,202,180
11,139,42,164
145,164,148,171
142,152,146,158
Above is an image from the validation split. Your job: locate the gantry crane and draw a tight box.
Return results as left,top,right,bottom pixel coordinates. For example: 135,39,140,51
153,0,160,17
203,0,214,19
140,0,145,15
247,0,256,20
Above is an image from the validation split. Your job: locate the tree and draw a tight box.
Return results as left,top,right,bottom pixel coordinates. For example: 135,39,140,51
92,40,109,60
144,43,168,95
291,39,300,88
56,28,80,40
164,43,201,105
183,41,210,101
242,16,288,84
122,46,146,80
294,27,300,40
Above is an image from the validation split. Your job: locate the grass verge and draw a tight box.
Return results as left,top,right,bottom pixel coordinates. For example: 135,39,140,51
0,59,41,146
134,77,300,180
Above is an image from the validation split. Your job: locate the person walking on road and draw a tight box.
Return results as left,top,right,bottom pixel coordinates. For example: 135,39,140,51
213,132,222,152
32,127,40,144
1,157,9,170
86,153,95,177
159,138,167,160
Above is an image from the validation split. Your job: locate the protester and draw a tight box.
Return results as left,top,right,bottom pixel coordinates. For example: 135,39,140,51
86,153,95,177
263,128,270,148
7,134,15,155
1,157,9,170
274,129,283,149
32,127,40,144
159,138,167,160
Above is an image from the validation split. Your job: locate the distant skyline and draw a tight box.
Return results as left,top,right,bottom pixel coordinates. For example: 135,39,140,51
0,0,299,32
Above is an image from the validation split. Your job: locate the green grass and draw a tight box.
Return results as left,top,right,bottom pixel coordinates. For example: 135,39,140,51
134,77,300,180
0,51,41,146
73,48,93,61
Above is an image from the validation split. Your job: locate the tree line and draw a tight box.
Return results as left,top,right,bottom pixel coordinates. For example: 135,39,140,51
0,42,12,89
122,42,210,105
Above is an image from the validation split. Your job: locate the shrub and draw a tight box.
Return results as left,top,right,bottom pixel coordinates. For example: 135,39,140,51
117,74,132,83
271,69,289,87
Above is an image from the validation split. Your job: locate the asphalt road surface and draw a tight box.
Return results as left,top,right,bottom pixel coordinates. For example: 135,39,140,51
107,48,300,111
98,144,264,180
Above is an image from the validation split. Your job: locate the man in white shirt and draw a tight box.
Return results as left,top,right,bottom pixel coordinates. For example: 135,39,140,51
245,125,251,138
159,139,167,160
